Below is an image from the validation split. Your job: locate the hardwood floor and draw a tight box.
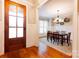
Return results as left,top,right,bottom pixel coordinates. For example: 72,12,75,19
0,46,72,58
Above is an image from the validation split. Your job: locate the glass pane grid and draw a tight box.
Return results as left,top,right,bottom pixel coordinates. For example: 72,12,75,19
17,17,24,27
9,26,23,28
17,28,23,37
39,20,48,34
9,5,16,12
9,28,16,38
9,5,24,39
9,5,16,16
17,7,24,17
17,14,24,18
9,16,16,27
9,27,24,38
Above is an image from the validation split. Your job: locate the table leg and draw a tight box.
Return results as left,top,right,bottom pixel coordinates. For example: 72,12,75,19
47,35,49,41
61,36,63,46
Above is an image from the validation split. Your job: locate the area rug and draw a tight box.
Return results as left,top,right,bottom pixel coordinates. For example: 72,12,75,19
40,37,72,56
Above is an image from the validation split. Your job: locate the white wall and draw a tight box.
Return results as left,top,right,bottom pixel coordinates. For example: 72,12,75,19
39,0,73,19
53,21,72,31
0,0,4,55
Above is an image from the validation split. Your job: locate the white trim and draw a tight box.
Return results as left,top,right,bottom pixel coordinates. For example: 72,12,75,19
77,0,79,57
72,0,78,57
37,0,48,8
26,4,28,48
26,1,34,7
0,0,5,55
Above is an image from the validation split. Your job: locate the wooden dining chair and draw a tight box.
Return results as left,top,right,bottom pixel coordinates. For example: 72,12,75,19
50,33,53,43
47,31,50,41
64,32,71,46
47,31,52,42
56,33,60,45
52,32,60,45
52,33,56,44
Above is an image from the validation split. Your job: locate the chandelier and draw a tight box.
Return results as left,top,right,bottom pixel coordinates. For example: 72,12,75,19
53,10,64,25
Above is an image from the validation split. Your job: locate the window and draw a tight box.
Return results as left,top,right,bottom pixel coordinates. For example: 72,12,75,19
39,20,48,34
9,4,24,38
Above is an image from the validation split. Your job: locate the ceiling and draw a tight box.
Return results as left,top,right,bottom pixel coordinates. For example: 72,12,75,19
39,0,74,19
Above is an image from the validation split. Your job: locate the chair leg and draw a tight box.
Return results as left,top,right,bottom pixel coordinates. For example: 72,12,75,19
57,39,60,45
67,39,69,46
61,39,64,46
50,37,52,43
67,39,71,46
47,36,49,42
53,38,55,44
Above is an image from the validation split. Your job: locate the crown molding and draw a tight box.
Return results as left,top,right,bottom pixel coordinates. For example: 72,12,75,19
37,0,48,8
26,1,34,7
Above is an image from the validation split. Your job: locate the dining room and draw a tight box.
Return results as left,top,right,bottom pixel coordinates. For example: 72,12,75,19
39,0,73,57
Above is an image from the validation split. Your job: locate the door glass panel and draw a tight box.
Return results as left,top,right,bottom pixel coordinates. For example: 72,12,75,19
44,28,47,33
17,17,24,27
44,21,48,27
17,28,23,37
44,21,48,33
40,28,43,34
40,21,43,27
9,5,16,12
9,5,16,16
9,11,16,16
9,28,16,38
17,7,23,17
9,16,16,27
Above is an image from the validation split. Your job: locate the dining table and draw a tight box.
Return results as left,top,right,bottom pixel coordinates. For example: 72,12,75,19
47,31,68,45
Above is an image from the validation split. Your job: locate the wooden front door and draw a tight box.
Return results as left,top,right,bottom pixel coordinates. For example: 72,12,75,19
5,0,26,52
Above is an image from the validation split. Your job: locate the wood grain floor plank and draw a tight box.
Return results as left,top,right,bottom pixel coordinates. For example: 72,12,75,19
0,46,72,58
